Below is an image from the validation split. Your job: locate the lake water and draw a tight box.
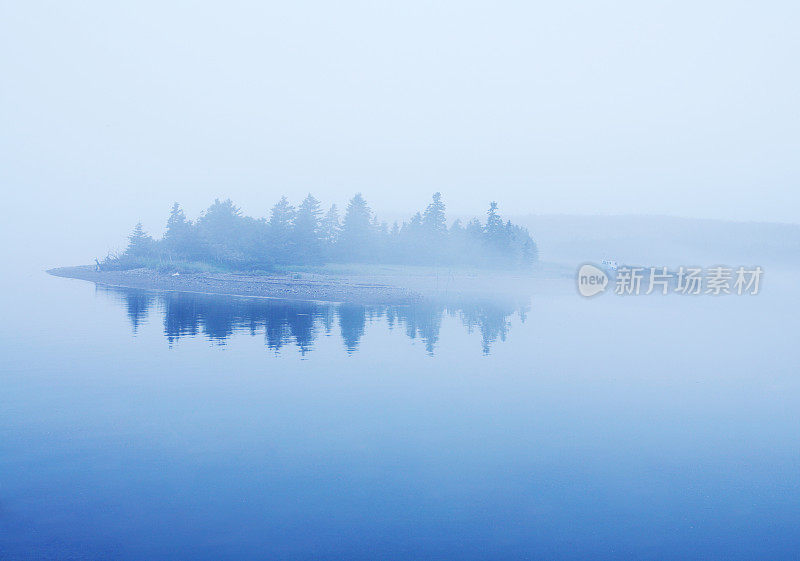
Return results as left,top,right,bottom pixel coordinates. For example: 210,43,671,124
1,268,798,559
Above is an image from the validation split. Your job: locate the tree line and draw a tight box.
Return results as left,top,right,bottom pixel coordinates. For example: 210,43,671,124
111,192,538,271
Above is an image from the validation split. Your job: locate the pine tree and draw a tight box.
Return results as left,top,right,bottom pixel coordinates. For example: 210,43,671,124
197,199,242,236
293,194,323,263
321,204,342,252
165,202,187,234
422,192,447,236
465,218,483,239
125,222,154,258
407,212,423,232
486,202,504,241
195,199,246,264
484,201,513,262
268,196,295,263
339,193,373,261
522,238,538,264
269,196,295,231
163,202,195,257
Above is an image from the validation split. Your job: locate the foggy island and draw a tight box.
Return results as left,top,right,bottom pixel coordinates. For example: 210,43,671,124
50,192,548,303
6,0,800,558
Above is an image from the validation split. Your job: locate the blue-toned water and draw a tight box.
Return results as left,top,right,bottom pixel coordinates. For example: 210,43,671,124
1,269,798,559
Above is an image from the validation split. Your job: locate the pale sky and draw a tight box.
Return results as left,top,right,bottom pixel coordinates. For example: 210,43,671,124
1,1,798,262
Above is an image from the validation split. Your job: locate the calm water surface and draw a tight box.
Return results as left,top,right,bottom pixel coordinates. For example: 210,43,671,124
1,268,798,559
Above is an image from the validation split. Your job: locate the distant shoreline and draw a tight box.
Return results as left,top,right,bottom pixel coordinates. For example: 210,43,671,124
48,264,568,305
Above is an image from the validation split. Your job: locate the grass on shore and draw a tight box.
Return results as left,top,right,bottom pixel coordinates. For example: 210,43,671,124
100,256,248,275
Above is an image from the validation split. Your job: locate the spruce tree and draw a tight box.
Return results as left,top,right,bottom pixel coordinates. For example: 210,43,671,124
486,202,504,240
125,222,154,258
422,192,447,236
195,199,246,264
163,202,195,257
293,194,323,263
321,204,342,254
485,201,513,263
268,196,296,263
339,193,373,261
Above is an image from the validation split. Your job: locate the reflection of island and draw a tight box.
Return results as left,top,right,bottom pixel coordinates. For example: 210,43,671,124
98,286,530,356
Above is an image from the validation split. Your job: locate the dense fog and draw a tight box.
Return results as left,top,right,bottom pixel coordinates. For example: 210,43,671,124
1,1,798,268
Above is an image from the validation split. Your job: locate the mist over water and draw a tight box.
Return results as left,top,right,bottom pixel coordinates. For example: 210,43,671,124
2,1,799,558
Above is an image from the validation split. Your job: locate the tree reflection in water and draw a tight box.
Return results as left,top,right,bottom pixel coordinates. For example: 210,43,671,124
98,286,529,356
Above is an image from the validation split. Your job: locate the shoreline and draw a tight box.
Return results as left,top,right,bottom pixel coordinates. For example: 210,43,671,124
48,264,570,304
47,266,423,305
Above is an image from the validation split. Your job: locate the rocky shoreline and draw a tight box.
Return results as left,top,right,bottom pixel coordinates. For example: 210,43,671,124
47,263,570,305
47,266,422,304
